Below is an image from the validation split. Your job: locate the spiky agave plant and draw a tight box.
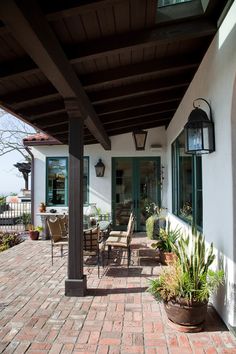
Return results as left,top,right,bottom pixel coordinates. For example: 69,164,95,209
172,233,224,302
148,232,224,303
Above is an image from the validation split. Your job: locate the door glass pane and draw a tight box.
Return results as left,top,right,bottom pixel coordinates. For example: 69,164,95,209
114,159,132,227
139,160,160,227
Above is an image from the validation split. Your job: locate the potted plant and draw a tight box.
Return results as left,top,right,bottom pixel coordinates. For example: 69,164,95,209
145,202,166,239
39,202,46,213
28,225,43,240
151,222,181,265
148,232,224,331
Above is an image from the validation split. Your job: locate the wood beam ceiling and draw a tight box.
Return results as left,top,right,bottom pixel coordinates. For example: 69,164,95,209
0,0,111,150
0,18,215,82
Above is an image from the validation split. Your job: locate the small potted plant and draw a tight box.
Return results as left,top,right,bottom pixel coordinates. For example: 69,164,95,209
39,202,46,213
151,222,181,265
148,232,224,331
145,203,166,240
28,225,43,240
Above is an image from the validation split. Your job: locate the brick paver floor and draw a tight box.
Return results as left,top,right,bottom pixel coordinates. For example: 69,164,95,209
0,233,236,353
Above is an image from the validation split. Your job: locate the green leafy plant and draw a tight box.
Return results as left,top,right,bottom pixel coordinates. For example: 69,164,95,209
19,213,31,228
148,233,224,303
151,222,181,252
29,225,43,232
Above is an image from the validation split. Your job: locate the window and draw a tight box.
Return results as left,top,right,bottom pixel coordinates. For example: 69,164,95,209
172,131,202,228
46,157,89,206
158,0,192,7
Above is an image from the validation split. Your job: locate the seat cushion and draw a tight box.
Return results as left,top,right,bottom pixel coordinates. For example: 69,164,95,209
109,230,128,237
106,236,129,247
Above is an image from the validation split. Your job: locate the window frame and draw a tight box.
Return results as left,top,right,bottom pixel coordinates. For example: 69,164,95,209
46,156,89,207
172,132,202,229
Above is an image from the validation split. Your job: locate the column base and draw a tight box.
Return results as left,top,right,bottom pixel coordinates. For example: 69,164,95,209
65,275,87,296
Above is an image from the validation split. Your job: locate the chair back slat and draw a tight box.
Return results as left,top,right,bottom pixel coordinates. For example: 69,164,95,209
83,227,100,252
47,217,63,242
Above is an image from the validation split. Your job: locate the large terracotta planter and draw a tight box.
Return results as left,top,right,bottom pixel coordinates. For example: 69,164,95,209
160,251,177,265
164,299,208,327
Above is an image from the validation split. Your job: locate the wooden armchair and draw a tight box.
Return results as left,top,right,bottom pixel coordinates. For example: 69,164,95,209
105,213,135,266
47,217,68,265
83,226,103,277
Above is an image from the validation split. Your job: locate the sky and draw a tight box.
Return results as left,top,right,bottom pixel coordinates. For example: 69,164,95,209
0,112,34,196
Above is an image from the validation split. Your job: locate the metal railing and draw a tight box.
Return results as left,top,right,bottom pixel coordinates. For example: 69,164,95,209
0,202,31,232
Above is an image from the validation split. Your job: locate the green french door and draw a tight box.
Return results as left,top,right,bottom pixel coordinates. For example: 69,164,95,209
112,157,161,231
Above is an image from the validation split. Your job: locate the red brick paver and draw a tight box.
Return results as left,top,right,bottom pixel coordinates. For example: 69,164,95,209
0,234,235,353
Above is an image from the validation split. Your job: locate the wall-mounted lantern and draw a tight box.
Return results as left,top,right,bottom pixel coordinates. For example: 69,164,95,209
184,98,215,154
132,130,147,151
95,159,105,177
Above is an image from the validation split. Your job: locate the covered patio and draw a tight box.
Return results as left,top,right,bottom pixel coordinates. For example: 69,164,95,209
1,237,236,353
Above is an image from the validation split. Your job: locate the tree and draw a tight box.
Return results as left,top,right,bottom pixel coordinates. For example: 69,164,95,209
0,109,37,160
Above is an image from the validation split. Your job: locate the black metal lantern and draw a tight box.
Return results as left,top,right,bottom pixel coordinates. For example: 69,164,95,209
184,98,215,154
132,130,147,151
95,159,105,177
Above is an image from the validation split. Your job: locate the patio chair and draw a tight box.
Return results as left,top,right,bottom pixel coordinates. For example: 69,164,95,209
83,226,104,277
108,212,134,238
47,217,68,265
58,214,68,237
105,213,135,267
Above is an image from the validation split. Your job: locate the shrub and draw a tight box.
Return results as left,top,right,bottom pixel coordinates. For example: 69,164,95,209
0,232,23,252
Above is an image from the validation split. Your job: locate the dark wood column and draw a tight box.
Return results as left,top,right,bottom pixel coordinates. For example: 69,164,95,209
65,98,86,296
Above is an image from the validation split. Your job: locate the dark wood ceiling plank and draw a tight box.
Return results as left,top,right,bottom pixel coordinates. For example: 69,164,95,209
106,116,171,132
2,72,190,109
130,0,147,30
17,99,65,117
81,55,199,89
146,0,157,26
0,19,214,82
101,107,176,125
89,73,192,103
33,113,68,128
96,5,116,36
1,84,58,107
66,19,216,64
113,1,130,34
96,90,182,115
44,0,126,21
0,0,111,150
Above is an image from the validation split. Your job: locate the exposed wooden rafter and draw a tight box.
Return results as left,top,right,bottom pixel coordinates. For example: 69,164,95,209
0,0,111,150
0,19,215,82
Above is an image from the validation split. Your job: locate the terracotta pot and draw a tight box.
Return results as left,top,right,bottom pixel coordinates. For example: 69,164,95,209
29,230,39,240
160,251,177,265
164,299,208,326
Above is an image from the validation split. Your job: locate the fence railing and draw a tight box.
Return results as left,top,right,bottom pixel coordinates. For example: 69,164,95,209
0,202,31,232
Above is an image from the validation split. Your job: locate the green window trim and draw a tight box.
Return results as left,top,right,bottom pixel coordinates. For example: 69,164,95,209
172,132,202,229
46,156,89,207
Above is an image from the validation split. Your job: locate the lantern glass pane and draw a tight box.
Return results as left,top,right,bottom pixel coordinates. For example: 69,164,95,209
188,127,203,151
135,134,146,149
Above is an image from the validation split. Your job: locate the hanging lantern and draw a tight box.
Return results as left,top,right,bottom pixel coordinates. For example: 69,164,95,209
132,130,147,150
184,98,215,154
94,159,105,177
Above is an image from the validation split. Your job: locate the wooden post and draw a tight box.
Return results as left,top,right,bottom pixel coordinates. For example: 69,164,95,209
65,99,86,296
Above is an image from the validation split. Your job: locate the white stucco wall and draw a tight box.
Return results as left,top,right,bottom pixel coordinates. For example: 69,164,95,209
166,1,236,329
32,126,167,224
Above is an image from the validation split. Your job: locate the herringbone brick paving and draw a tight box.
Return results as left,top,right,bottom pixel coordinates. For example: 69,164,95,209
0,233,236,353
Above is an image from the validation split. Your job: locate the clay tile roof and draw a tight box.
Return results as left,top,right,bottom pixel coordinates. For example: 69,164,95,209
23,133,62,146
